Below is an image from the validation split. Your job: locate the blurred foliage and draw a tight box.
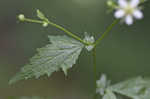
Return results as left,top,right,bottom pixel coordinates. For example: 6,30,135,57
18,96,45,99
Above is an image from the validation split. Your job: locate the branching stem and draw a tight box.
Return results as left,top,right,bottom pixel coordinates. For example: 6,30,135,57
22,17,119,99
92,19,119,99
22,18,90,45
46,20,88,45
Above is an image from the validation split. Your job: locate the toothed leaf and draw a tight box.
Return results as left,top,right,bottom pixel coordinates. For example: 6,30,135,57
109,76,150,99
9,35,84,84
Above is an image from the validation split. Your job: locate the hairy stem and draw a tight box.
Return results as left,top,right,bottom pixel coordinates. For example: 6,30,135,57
92,47,97,99
94,19,119,47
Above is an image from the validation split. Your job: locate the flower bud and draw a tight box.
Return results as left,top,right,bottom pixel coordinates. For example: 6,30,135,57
18,14,25,21
42,22,48,27
107,0,113,7
107,0,117,9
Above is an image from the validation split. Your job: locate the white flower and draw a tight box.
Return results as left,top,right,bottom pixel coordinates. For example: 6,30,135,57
114,0,143,25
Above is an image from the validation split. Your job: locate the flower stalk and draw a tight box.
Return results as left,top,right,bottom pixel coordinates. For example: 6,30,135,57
94,19,119,47
18,14,90,46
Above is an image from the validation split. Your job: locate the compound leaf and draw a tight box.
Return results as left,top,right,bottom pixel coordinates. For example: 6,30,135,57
9,35,84,84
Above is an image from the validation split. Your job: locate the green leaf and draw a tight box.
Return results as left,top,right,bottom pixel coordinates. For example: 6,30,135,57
109,76,150,99
102,89,117,99
37,9,46,20
9,35,84,84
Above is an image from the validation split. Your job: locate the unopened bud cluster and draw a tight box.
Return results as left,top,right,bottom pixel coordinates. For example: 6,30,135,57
83,32,95,51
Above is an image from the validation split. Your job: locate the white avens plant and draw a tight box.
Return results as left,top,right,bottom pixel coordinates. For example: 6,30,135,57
9,0,148,99
114,0,143,25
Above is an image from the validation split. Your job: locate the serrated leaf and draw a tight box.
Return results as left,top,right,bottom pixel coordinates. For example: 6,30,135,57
102,89,117,99
9,35,84,84
37,9,46,20
109,76,150,99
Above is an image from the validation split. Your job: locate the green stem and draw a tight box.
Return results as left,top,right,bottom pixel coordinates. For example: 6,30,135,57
22,18,88,45
94,19,119,47
47,21,87,45
91,19,119,99
92,47,97,99
24,18,43,24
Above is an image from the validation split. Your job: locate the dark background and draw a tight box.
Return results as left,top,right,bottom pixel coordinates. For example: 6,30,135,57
0,0,150,99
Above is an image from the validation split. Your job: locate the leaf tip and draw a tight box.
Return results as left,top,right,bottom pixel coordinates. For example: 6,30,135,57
9,72,25,85
9,77,18,85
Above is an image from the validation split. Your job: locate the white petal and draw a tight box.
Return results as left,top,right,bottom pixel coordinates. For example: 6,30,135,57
125,15,133,25
133,10,143,19
130,0,140,7
118,0,128,8
114,10,125,18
